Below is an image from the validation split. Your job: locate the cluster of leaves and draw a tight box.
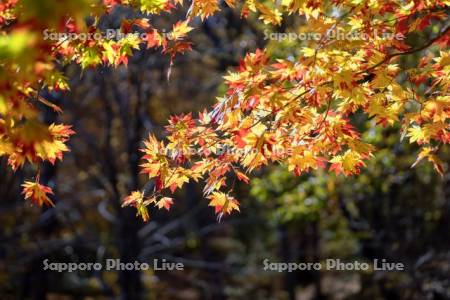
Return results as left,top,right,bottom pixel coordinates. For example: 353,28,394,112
0,0,449,220
126,1,449,221
0,0,208,205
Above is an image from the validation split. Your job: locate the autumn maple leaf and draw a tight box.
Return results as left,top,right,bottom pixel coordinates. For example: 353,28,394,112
22,181,55,207
156,197,174,210
122,191,155,222
207,192,240,215
329,150,365,176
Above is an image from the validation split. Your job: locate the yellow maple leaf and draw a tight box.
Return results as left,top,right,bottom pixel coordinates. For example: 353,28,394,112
330,150,365,176
407,126,429,144
123,191,155,222
207,191,240,215
171,21,194,40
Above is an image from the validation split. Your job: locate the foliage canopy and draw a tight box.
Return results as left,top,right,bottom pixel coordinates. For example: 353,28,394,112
0,0,449,220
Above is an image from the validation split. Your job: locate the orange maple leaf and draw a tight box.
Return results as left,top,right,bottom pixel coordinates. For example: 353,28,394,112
22,181,55,207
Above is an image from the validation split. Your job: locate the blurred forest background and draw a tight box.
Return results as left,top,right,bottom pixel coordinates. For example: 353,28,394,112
0,4,449,300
